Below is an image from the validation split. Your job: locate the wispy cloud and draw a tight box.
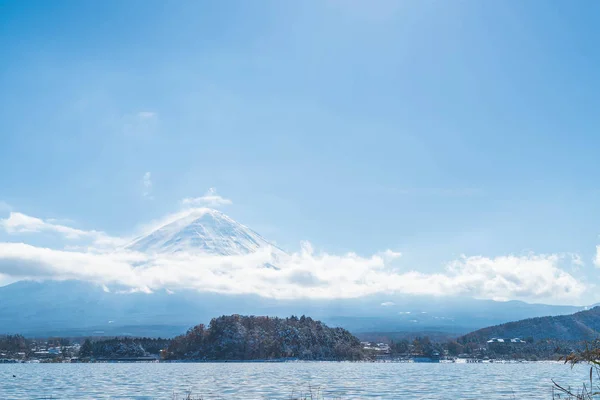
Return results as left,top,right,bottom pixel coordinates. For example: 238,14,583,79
0,212,123,247
142,172,153,199
137,111,156,119
2,212,94,239
0,228,587,304
123,111,158,135
594,246,600,268
181,188,232,208
379,249,402,261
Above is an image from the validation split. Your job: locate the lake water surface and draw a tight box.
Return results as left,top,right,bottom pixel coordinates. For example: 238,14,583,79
0,362,592,399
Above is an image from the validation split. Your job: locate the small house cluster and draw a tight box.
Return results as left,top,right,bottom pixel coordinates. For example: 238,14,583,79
361,342,390,353
486,338,526,353
0,340,82,363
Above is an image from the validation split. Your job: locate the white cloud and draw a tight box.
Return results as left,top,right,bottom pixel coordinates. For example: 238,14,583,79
142,172,153,199
442,254,585,303
379,249,402,261
181,188,232,208
0,237,587,304
46,217,75,225
0,212,123,248
0,207,589,305
2,212,93,239
380,301,395,307
0,243,145,285
137,111,156,119
123,111,158,135
594,245,600,268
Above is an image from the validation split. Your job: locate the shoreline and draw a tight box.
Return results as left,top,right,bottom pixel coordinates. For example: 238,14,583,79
0,358,565,364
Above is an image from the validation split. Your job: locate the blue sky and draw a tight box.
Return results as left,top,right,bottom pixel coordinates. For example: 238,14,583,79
1,1,600,303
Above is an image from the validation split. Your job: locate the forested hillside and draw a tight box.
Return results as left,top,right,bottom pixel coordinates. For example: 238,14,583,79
460,306,600,342
81,337,170,359
167,314,364,361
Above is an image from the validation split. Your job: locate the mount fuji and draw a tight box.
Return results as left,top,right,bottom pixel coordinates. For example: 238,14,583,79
125,208,284,256
0,209,587,337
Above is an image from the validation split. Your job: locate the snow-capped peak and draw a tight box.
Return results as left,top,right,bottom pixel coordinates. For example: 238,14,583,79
125,208,284,256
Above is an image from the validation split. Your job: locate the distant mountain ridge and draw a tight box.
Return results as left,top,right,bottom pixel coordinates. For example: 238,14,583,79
0,280,586,338
460,306,600,342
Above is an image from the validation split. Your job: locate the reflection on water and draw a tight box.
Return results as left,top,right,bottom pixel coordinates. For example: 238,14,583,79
0,362,590,399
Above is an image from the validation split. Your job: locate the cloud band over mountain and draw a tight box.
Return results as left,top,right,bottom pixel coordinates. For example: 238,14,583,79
0,202,588,305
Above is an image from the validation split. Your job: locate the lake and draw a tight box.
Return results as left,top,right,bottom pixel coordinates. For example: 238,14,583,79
0,362,592,399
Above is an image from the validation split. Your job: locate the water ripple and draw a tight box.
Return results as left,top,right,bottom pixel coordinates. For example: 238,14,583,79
0,362,590,399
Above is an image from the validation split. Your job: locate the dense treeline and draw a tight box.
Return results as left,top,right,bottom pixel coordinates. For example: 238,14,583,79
1,332,587,362
1,315,363,361
0,335,28,356
167,314,364,361
457,337,582,361
389,336,437,357
385,335,581,361
81,337,170,359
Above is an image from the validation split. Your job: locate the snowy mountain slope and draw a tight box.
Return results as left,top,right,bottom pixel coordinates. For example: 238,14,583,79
126,208,285,256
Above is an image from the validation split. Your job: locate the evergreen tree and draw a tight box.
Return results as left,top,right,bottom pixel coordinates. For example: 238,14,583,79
79,339,93,358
